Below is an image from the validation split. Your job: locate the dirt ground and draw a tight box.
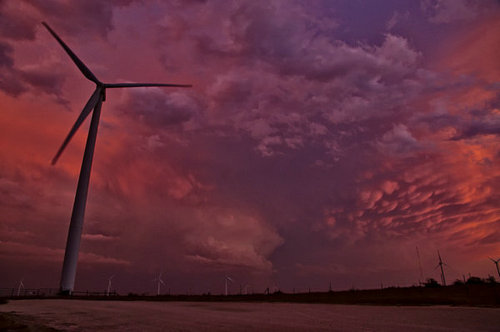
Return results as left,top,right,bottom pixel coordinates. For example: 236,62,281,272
1,299,499,331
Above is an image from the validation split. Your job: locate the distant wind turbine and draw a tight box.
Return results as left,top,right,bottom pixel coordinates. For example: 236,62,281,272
106,275,114,296
225,276,233,296
17,278,24,297
243,284,252,295
154,272,166,296
435,250,447,286
489,257,500,278
416,246,424,284
271,282,279,293
41,22,191,295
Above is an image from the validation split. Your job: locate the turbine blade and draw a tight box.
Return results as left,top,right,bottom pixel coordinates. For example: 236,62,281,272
52,88,101,165
42,22,100,84
160,279,166,285
104,83,192,88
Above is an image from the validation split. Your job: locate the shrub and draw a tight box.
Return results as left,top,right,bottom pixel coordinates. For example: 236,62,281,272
485,276,496,284
465,276,483,285
423,278,441,288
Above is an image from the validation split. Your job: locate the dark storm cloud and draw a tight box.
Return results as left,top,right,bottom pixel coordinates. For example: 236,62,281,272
117,89,201,129
0,41,25,95
420,0,499,23
412,96,500,141
452,105,500,139
0,1,38,40
20,68,67,100
0,0,137,42
0,0,139,97
155,0,429,161
0,42,13,67
29,0,137,38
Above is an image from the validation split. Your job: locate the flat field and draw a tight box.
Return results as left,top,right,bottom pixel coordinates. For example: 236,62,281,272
1,299,499,331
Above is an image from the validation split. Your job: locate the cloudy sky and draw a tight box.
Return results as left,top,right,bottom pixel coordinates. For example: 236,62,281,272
1,0,499,294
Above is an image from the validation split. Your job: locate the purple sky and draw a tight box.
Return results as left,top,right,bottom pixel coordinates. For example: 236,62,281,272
1,0,499,295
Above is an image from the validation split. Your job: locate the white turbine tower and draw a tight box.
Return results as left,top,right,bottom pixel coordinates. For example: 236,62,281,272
154,273,165,296
106,275,114,296
41,22,191,295
225,276,233,296
17,279,25,297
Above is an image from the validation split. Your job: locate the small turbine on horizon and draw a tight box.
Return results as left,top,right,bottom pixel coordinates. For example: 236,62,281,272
435,250,447,286
17,278,25,297
41,22,191,295
489,257,500,278
106,275,114,296
416,246,424,285
243,284,252,295
224,276,233,296
153,273,166,296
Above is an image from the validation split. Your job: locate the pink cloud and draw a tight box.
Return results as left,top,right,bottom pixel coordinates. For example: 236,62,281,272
381,181,399,195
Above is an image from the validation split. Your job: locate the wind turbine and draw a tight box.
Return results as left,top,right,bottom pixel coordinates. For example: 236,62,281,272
436,250,447,286
416,246,424,285
17,278,25,297
224,276,233,296
106,275,114,296
41,22,191,295
489,257,500,278
243,284,252,295
153,272,165,296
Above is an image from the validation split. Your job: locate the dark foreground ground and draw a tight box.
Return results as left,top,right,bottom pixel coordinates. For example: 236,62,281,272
1,284,498,331
1,299,500,331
